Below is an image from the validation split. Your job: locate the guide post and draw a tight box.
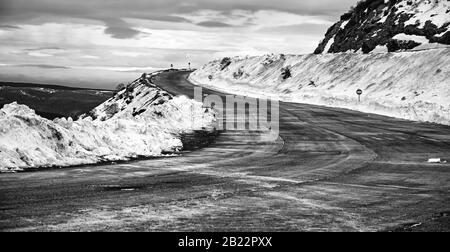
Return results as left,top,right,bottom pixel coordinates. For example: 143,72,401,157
357,89,363,102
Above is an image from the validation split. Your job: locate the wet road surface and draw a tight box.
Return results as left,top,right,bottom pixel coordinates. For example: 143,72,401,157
0,70,449,231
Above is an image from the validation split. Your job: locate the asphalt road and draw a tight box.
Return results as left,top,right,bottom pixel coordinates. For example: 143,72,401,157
1,70,449,231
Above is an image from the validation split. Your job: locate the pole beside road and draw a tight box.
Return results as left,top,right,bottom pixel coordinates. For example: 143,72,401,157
357,89,363,102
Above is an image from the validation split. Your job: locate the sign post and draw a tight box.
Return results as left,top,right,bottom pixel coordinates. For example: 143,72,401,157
356,89,363,102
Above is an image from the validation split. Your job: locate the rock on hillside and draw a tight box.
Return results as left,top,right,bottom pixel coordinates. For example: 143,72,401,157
315,0,450,54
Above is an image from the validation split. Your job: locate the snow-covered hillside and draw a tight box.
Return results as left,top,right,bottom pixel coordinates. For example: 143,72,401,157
190,48,450,125
0,71,215,172
315,0,450,54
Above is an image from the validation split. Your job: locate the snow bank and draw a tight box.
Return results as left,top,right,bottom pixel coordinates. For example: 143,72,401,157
190,48,450,125
0,72,215,172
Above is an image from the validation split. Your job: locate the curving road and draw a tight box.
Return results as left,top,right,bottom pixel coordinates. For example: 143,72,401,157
1,70,449,231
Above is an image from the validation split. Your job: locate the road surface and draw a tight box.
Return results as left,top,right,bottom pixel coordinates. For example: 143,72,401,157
1,70,449,231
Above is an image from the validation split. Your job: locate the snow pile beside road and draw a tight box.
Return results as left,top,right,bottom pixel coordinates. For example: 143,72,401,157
190,48,450,125
0,72,215,172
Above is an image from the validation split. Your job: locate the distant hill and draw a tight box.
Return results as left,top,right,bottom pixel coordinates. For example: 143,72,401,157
315,0,450,54
0,82,114,119
0,81,112,91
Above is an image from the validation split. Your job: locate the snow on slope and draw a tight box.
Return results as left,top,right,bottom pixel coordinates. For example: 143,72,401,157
190,48,450,125
0,71,215,172
402,0,449,29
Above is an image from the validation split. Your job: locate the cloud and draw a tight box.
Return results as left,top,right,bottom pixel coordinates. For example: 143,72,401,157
103,18,142,39
72,66,159,73
0,25,21,30
0,0,359,25
196,21,232,27
111,50,147,57
174,9,252,27
80,55,99,59
24,46,63,51
27,52,53,57
17,64,69,69
21,47,68,57
0,0,360,89
175,9,333,30
0,0,358,41
257,23,332,36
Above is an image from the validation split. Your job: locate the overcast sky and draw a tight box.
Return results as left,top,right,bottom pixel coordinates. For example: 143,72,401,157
0,0,357,89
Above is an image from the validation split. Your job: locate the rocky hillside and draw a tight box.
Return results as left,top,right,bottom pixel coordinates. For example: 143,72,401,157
315,0,450,54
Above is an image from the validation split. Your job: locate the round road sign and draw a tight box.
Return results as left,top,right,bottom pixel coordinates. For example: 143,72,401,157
357,89,363,95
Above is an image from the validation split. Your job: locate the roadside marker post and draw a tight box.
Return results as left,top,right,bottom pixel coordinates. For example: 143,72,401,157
356,89,363,102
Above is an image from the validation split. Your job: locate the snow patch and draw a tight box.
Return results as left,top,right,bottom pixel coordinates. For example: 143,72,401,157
401,0,450,29
340,20,349,29
324,36,335,53
371,45,389,53
428,158,447,163
393,33,430,44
